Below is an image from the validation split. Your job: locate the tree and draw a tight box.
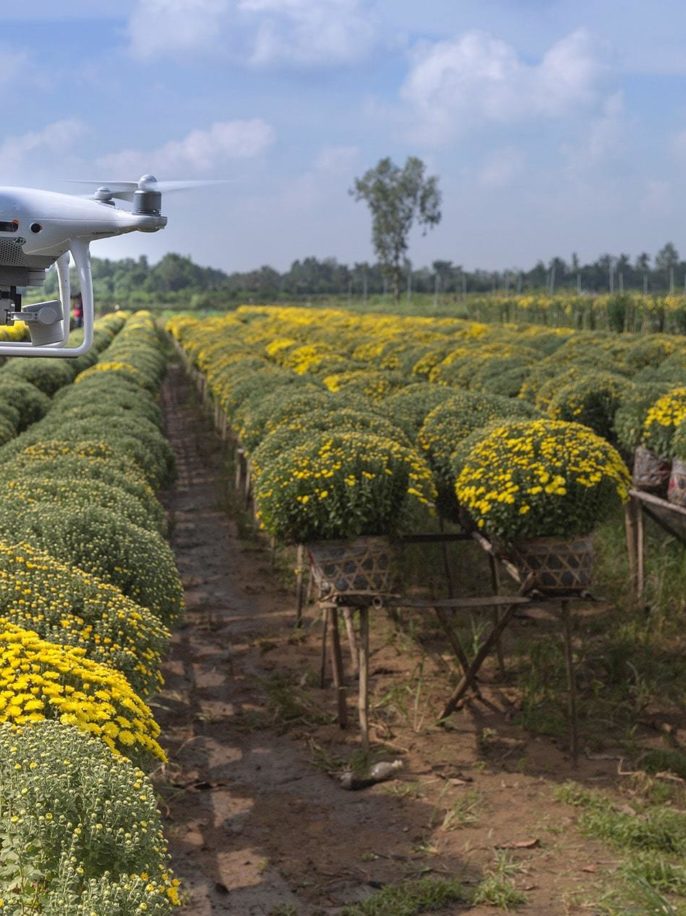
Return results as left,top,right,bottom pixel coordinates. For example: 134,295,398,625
656,242,679,292
350,156,441,300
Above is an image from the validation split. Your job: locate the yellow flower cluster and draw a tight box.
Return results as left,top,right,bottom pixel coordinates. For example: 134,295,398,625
456,420,630,541
641,387,686,458
0,541,169,697
0,621,165,765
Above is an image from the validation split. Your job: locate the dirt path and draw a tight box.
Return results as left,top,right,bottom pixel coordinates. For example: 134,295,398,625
156,363,618,915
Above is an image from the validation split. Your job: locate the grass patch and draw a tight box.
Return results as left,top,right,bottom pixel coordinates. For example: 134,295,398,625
262,672,333,732
472,852,527,910
556,782,686,856
557,781,686,909
641,749,686,781
440,789,484,830
341,877,467,916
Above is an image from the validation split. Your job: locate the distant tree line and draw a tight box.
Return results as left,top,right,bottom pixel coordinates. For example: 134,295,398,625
42,242,686,310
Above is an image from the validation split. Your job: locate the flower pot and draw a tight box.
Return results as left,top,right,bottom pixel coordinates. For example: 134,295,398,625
668,458,686,508
307,536,397,598
511,535,594,595
633,445,671,494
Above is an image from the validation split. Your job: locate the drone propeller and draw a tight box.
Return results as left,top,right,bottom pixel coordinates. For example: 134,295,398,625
67,175,232,203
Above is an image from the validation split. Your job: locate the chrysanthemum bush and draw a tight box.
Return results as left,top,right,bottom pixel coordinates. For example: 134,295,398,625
0,720,179,913
382,383,457,440
0,476,163,536
455,420,630,543
613,383,677,455
640,387,686,459
11,452,164,526
418,392,540,517
249,405,408,480
0,542,169,697
0,503,182,626
255,431,435,542
0,622,164,766
233,383,331,452
547,371,635,443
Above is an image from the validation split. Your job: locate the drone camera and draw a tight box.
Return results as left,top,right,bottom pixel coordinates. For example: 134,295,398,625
3,296,65,347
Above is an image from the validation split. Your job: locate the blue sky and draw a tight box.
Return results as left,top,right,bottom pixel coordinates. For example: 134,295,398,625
5,0,686,274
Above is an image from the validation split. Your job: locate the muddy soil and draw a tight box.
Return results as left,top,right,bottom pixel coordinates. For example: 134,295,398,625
156,363,621,915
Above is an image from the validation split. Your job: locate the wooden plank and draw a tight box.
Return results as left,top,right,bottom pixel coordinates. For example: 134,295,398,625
398,533,473,544
387,595,531,610
643,504,686,544
630,488,686,519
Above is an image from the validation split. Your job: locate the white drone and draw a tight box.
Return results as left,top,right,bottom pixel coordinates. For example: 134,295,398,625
0,175,206,357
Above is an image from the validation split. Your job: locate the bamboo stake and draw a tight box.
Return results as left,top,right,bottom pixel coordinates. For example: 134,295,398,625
319,609,329,688
358,607,370,753
330,608,348,728
561,599,578,766
342,607,359,673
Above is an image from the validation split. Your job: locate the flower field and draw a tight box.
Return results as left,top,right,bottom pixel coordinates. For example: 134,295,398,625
167,305,686,554
0,312,181,913
2,300,686,911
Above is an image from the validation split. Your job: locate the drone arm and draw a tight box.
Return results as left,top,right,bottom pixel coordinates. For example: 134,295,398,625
55,251,71,347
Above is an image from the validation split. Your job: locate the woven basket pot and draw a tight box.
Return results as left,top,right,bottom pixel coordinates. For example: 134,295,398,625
307,536,397,598
668,458,686,508
633,445,671,494
512,535,594,595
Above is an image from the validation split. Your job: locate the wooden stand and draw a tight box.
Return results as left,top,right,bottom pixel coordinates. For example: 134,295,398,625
626,489,686,602
172,348,586,762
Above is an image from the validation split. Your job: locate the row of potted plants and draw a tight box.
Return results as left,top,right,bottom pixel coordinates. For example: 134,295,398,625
0,313,182,912
167,308,654,593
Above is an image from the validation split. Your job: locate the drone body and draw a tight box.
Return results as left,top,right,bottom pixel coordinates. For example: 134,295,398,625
0,175,171,357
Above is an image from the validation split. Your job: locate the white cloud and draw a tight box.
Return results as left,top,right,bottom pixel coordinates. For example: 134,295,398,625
241,0,376,67
127,0,375,66
477,147,525,189
400,28,605,144
0,120,87,177
97,119,275,176
314,145,359,174
562,91,625,172
128,0,231,59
